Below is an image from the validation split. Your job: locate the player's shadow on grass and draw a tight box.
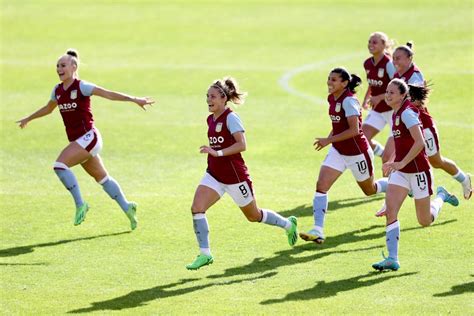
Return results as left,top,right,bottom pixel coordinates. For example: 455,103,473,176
260,271,418,304
206,219,456,280
433,275,474,297
279,195,384,218
68,272,278,313
0,231,130,258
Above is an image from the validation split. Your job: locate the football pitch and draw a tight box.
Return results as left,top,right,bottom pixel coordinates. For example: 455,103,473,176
1,0,473,314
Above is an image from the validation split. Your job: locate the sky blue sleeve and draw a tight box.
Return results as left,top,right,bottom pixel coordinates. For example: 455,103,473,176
342,97,360,117
408,72,424,85
386,61,396,79
50,84,59,101
79,80,96,97
227,112,245,134
401,108,421,129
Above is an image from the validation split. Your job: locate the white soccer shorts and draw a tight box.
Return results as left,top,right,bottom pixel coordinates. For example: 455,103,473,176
322,146,374,182
75,128,103,157
388,170,433,199
423,127,439,157
364,109,394,131
199,172,254,207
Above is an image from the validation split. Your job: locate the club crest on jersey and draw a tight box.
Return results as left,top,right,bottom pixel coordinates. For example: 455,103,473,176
56,95,61,100
70,90,77,100
215,122,223,132
378,68,384,78
335,102,341,113
366,69,370,74
395,116,400,126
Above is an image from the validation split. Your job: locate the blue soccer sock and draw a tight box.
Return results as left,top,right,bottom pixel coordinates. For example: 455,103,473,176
192,213,211,256
386,220,400,261
372,140,385,157
453,169,467,184
313,192,328,232
53,162,84,208
99,176,130,212
375,178,388,193
260,209,291,230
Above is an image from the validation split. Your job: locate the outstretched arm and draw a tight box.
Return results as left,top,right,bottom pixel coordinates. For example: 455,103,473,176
16,99,57,128
92,86,155,110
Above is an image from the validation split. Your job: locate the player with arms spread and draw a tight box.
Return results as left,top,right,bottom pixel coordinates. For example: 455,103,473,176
16,49,154,229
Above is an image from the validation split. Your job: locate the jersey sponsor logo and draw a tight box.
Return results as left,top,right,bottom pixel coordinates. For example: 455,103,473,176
335,102,341,112
209,136,224,145
378,68,385,78
70,90,77,100
58,102,78,110
367,78,383,87
330,114,341,122
392,129,401,137
215,122,223,132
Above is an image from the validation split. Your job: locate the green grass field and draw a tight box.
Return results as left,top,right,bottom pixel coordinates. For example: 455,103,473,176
1,0,473,314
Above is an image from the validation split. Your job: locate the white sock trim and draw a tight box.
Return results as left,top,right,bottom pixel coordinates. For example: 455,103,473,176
386,220,399,232
260,209,268,223
199,248,211,256
193,213,207,220
98,175,109,185
53,161,69,170
313,225,324,233
314,192,327,198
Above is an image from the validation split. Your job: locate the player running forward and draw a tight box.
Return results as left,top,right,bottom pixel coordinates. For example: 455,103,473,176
372,79,459,271
392,42,472,200
299,67,388,244
186,77,298,270
362,32,396,164
16,49,154,230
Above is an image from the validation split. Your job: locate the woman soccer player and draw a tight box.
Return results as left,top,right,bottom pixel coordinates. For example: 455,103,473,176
392,42,471,200
16,49,154,229
186,77,298,270
362,32,396,164
299,67,388,244
372,79,459,271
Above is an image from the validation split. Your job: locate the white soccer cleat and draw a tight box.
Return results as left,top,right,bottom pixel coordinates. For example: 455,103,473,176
462,174,472,200
375,203,386,217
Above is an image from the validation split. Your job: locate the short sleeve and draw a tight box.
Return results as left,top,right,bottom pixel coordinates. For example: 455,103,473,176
79,80,96,97
50,84,59,101
408,72,424,86
342,97,360,117
386,61,396,79
226,112,245,134
401,108,420,129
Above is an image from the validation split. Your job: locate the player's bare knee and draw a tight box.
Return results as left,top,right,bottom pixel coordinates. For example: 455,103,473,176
191,204,206,214
418,218,431,227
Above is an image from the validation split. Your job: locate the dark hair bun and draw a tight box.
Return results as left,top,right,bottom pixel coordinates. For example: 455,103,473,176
406,41,413,49
66,49,79,59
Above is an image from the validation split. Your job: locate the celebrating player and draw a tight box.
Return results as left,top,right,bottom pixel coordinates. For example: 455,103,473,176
186,77,298,270
16,49,154,229
392,42,471,200
372,79,459,271
299,67,388,244
362,32,396,166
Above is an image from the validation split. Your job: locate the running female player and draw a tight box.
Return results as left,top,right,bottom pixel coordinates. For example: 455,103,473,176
372,79,458,271
16,49,154,229
392,42,471,200
362,32,396,162
299,67,388,244
186,77,298,270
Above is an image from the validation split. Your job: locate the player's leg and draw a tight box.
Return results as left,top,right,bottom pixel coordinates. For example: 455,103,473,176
54,141,91,225
372,174,407,271
351,149,387,196
299,163,342,243
429,153,471,200
381,137,395,176
363,111,386,157
237,195,298,247
186,174,222,270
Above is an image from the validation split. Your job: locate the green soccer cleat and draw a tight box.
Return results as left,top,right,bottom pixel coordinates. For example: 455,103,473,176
286,216,298,246
436,186,459,207
125,202,138,230
186,254,214,270
299,228,325,244
74,203,89,226
372,253,400,271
